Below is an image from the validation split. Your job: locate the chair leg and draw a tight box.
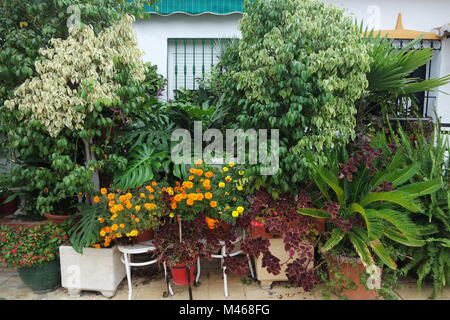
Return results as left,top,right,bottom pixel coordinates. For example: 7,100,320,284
221,246,229,298
195,257,201,284
163,262,174,296
123,253,132,300
247,254,255,278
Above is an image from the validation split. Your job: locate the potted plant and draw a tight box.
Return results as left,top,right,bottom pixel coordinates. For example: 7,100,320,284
153,219,205,285
298,133,441,299
167,160,249,228
92,183,167,245
240,190,319,290
43,197,80,225
0,222,67,293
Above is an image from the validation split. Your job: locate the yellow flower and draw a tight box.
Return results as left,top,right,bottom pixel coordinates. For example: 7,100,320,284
210,201,218,208
135,205,141,212
134,218,140,223
130,230,139,237
237,206,244,213
100,230,106,237
232,210,239,218
169,212,175,218
229,161,235,167
93,196,100,203
125,193,132,200
120,224,125,229
222,167,229,172
237,185,243,191
19,21,28,28
218,182,225,188
111,224,118,231
205,192,213,199
238,170,245,176
100,188,108,195
166,187,174,196
140,193,146,198
111,214,118,220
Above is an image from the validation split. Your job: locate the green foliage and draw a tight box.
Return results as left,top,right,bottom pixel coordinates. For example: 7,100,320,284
0,0,154,107
298,132,441,271
0,222,68,268
388,121,450,298
68,203,102,254
212,0,371,193
0,17,164,214
356,30,450,127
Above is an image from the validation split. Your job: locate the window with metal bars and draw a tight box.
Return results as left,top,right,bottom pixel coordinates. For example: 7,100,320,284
167,38,227,100
391,39,442,118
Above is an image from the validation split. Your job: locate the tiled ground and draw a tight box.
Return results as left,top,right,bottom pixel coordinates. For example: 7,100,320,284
0,259,449,300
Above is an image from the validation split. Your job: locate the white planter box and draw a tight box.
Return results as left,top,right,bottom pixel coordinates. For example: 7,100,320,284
254,238,314,289
59,245,125,298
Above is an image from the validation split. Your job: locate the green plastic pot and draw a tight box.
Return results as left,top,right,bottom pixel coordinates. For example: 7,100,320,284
18,260,61,293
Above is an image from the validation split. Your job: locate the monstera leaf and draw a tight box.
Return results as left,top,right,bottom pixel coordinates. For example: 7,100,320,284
114,145,169,190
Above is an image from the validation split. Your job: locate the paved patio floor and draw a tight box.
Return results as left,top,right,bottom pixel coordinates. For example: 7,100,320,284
0,259,449,300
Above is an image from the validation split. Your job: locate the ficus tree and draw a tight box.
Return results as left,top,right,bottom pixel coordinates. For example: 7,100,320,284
212,0,371,194
2,16,164,213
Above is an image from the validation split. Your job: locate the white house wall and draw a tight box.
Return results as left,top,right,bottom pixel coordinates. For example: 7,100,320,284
133,0,450,123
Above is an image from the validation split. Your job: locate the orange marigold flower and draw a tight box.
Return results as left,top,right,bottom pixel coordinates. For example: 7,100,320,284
205,192,213,199
196,169,203,176
210,201,217,208
182,181,194,189
197,193,204,201
151,182,157,186
108,193,115,200
205,171,214,178
171,203,177,210
111,224,118,231
189,168,196,174
98,217,105,223
120,224,125,228
125,202,132,209
186,198,194,206
100,188,108,195
108,201,115,207
188,175,194,181
195,159,203,166
125,193,132,199
93,196,100,203
92,244,101,249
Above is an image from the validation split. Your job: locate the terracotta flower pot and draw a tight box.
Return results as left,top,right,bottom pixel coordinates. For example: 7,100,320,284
136,229,154,243
328,256,380,300
43,213,77,225
170,262,197,286
249,220,276,239
0,196,18,215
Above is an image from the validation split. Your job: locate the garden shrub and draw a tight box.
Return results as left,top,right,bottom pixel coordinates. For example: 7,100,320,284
1,16,164,214
214,0,371,193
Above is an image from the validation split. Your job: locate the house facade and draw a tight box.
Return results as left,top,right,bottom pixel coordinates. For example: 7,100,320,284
133,0,450,127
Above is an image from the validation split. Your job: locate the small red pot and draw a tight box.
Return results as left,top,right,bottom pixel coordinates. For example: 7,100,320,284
249,220,275,239
170,262,197,286
136,229,154,243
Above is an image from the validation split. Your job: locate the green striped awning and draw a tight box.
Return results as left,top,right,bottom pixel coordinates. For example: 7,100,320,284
146,0,244,16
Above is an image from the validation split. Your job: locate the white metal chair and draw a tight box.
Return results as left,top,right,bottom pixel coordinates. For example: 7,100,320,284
118,240,173,300
198,235,255,298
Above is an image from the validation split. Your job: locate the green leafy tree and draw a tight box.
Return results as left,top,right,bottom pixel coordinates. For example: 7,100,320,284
1,16,164,214
0,0,154,106
212,0,371,193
